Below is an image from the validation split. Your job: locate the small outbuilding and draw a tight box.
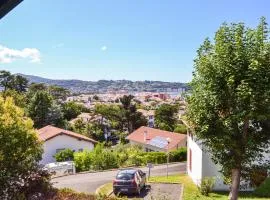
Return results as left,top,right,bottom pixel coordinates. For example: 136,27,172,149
38,125,97,164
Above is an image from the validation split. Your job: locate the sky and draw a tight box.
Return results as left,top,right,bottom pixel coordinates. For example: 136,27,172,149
0,0,269,82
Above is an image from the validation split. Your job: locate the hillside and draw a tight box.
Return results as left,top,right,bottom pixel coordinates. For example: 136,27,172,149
20,74,188,94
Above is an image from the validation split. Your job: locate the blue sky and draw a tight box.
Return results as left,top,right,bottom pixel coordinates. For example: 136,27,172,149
0,0,269,82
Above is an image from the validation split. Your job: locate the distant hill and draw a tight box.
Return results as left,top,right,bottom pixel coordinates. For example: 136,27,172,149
19,74,189,94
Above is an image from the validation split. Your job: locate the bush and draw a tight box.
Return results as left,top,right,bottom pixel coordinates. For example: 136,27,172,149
174,124,187,134
74,143,118,172
74,151,92,172
254,178,270,197
198,177,216,196
73,144,187,172
142,152,167,164
169,147,187,162
54,149,74,162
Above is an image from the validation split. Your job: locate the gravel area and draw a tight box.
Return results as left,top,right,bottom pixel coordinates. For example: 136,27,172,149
114,183,182,200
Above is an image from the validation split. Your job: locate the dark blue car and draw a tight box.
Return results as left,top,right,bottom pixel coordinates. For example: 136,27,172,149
113,169,146,195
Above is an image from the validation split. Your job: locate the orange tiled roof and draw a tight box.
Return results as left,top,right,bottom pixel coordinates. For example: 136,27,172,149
37,125,97,143
126,126,186,150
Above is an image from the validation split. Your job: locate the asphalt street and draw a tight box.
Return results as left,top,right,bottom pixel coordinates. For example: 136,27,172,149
52,162,186,193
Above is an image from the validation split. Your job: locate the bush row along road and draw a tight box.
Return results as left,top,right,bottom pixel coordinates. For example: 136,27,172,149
52,162,186,193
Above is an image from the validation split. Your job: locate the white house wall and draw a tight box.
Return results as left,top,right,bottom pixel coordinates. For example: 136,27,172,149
187,134,203,185
41,135,94,165
201,150,230,191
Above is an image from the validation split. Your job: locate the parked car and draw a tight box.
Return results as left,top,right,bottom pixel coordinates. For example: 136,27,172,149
113,169,146,195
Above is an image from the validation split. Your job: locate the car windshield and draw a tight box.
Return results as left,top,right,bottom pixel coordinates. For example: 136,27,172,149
116,173,134,180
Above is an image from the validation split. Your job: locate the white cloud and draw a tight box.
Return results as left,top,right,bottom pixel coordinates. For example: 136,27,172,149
0,45,41,63
52,43,64,48
101,46,107,51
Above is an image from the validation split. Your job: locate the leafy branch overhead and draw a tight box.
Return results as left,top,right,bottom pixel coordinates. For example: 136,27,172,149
187,17,270,200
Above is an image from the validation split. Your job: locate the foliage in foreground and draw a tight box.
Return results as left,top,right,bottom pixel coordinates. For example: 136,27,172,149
0,97,51,200
187,17,270,199
254,178,270,197
46,188,126,200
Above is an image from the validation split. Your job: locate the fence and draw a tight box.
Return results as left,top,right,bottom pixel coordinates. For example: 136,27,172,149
44,161,76,178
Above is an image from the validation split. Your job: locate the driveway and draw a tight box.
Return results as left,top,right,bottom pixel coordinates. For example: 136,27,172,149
52,162,186,194
114,183,182,200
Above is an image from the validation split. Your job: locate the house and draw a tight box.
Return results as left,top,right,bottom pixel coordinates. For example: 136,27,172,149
37,125,97,165
187,131,230,191
126,126,187,152
187,126,270,191
137,109,155,128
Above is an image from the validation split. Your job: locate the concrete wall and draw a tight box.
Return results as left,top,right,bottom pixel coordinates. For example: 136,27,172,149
201,150,230,191
187,134,203,185
40,135,94,165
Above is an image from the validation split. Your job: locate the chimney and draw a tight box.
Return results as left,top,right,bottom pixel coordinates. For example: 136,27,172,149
144,130,148,142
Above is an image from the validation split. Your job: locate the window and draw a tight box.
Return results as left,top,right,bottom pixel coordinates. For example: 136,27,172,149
189,149,192,172
56,148,65,153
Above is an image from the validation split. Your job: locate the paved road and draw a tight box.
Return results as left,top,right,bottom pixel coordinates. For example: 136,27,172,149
52,162,186,194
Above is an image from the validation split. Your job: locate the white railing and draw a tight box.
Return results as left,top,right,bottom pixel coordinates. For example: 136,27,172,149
44,161,76,178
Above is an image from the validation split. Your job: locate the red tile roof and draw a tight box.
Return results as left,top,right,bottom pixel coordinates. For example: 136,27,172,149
37,125,97,143
126,126,186,150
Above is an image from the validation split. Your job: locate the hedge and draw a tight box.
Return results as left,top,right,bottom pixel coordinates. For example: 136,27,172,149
57,144,187,172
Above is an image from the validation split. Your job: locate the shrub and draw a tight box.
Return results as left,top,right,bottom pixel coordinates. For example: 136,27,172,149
143,152,167,164
169,147,187,162
54,149,74,162
174,124,187,134
74,145,187,172
254,178,270,197
74,151,92,172
198,177,216,196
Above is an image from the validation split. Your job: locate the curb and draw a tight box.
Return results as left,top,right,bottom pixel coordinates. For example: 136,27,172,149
180,185,184,200
95,183,113,196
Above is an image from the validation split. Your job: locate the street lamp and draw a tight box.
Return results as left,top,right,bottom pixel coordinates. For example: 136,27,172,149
166,137,171,178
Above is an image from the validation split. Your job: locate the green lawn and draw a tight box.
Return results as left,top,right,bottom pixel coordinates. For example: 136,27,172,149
96,182,113,196
148,174,269,200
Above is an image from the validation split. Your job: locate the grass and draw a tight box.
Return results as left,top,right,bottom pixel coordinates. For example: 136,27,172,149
148,174,270,200
96,182,113,196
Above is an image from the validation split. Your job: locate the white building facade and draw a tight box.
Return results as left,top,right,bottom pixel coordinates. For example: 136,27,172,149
38,125,96,165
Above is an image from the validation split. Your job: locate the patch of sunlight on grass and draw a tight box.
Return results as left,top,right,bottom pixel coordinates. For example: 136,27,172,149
149,174,269,200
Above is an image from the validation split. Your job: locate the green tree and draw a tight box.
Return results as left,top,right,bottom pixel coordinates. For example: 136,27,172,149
62,101,83,121
28,83,47,93
72,118,86,134
84,122,105,141
48,85,70,101
48,102,64,126
28,91,53,128
12,75,29,93
187,18,270,200
0,97,43,199
155,104,178,131
0,70,14,92
174,124,187,134
119,95,147,133
0,71,28,93
1,89,27,108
